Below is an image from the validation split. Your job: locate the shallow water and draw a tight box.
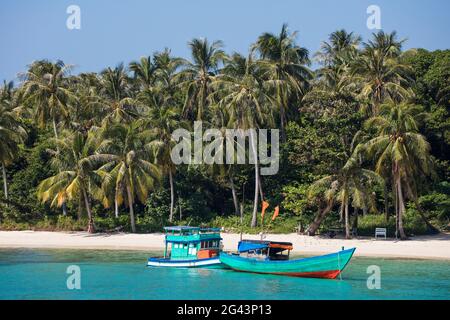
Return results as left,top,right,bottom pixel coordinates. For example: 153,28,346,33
0,248,448,299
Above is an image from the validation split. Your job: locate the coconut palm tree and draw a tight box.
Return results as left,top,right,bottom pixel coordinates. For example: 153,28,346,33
206,102,246,216
36,130,101,232
363,102,434,239
153,48,184,99
312,30,361,97
315,29,361,67
129,56,157,91
212,53,272,227
88,123,161,232
22,60,75,138
22,60,77,216
0,81,27,201
253,23,312,141
306,161,382,238
145,106,180,222
99,63,138,124
70,72,105,130
351,31,412,115
179,38,226,120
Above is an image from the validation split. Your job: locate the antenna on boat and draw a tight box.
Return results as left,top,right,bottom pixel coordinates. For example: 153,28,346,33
240,183,245,242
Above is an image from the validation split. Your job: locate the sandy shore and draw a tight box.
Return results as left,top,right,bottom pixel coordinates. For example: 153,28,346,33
0,230,449,260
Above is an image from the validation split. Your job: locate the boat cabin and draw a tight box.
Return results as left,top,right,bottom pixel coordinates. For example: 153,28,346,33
237,240,293,260
163,226,222,261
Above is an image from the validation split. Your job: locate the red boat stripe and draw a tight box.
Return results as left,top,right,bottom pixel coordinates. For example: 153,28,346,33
231,268,341,279
271,270,341,279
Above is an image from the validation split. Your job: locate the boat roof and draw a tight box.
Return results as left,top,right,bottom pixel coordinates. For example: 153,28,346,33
164,226,200,231
238,239,293,252
163,226,221,232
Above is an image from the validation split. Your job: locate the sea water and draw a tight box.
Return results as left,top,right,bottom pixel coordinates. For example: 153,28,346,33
0,248,448,300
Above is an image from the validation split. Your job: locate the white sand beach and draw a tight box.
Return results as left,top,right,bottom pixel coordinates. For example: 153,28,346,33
0,230,449,260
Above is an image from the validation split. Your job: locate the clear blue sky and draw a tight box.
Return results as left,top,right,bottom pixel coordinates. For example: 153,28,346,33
1,0,449,82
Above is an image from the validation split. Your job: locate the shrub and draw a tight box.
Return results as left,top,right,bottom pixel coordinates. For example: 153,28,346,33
357,215,396,237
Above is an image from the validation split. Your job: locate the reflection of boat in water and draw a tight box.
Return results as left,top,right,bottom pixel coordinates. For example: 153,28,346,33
220,239,355,279
147,226,223,268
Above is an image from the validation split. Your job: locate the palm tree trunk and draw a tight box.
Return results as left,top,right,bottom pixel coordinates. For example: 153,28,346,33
114,198,119,218
52,118,59,140
77,196,83,220
250,130,259,228
344,200,350,239
384,181,389,222
52,117,69,217
258,173,264,202
82,187,95,233
278,85,287,143
62,203,68,216
2,163,8,200
393,175,399,238
339,203,344,223
306,201,334,236
229,174,240,216
126,183,136,233
397,178,407,240
169,170,175,222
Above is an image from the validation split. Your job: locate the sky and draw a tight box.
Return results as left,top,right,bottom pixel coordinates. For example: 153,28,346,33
1,0,449,82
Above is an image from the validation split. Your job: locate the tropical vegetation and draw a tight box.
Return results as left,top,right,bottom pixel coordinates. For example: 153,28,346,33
0,26,448,239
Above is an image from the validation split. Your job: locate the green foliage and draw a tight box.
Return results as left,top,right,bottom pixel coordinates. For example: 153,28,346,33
356,215,396,237
211,213,299,234
1,132,56,221
407,181,450,229
356,213,431,237
0,31,448,238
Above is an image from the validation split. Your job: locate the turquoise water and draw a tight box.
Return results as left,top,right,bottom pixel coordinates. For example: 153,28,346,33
0,248,449,300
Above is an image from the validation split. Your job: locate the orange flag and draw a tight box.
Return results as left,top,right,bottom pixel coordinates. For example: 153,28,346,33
271,206,280,221
261,201,269,219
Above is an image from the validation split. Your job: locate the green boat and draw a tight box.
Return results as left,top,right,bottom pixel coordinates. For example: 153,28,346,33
147,226,223,268
220,239,355,279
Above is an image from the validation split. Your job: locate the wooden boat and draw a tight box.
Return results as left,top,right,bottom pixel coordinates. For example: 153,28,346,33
147,226,223,268
219,239,355,279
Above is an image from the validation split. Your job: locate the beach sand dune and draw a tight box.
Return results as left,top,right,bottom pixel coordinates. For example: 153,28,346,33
0,231,449,260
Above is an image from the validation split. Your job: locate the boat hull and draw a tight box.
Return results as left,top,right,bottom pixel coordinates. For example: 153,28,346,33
219,248,356,279
147,257,222,268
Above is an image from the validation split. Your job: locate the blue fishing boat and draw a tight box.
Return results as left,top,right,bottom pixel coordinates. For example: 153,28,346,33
147,226,223,268
220,239,356,279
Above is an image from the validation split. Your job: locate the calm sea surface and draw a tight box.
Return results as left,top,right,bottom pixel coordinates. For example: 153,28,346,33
0,248,448,300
